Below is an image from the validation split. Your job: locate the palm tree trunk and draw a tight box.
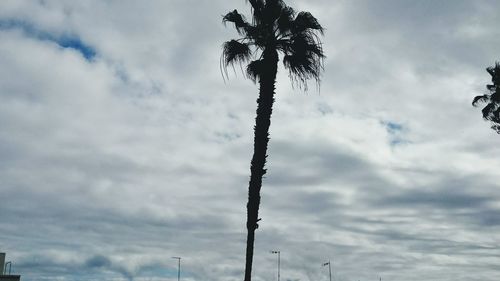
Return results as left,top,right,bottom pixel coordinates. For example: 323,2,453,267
244,49,279,281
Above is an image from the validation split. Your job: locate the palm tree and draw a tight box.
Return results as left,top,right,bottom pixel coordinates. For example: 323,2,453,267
473,62,500,133
221,1,325,280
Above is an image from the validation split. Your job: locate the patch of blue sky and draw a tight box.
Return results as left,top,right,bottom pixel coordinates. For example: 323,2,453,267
56,36,96,60
381,121,409,146
0,19,96,60
390,139,406,146
316,102,334,115
385,121,403,133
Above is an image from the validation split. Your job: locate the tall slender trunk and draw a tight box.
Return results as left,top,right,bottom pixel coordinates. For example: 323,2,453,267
244,49,279,281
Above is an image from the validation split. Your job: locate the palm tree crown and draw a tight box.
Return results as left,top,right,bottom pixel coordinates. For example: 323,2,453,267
473,62,500,133
222,0,325,89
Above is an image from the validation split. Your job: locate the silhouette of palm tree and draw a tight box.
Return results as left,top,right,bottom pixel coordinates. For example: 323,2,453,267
221,1,325,280
473,62,500,133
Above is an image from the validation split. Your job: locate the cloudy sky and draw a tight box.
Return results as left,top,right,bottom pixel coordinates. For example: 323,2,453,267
1,1,500,281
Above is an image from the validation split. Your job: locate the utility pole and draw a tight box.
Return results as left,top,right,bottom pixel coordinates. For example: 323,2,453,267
271,250,280,281
322,260,332,281
172,257,181,281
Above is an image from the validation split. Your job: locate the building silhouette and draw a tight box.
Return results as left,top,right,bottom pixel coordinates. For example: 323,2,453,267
0,253,20,281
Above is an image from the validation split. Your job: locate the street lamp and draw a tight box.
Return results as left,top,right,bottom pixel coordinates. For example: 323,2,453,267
322,260,332,281
270,250,280,281
172,257,181,281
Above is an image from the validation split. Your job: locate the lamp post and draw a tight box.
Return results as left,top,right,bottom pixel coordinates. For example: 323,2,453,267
172,257,181,281
322,260,331,281
270,250,280,281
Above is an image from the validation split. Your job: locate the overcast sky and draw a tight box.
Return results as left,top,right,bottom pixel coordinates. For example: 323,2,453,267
1,1,500,281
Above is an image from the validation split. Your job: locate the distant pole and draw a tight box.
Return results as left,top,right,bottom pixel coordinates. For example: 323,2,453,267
328,261,332,281
271,250,280,281
322,260,331,281
172,257,181,281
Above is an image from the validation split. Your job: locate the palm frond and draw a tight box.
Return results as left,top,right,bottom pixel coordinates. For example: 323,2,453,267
277,5,296,35
491,91,500,102
487,62,500,84
246,0,265,23
281,30,325,89
473,62,500,133
283,53,323,89
222,40,252,68
486,62,500,76
482,103,496,120
223,10,250,35
262,0,287,24
246,0,264,10
293,12,324,35
290,32,324,57
246,59,265,83
472,94,490,106
492,107,500,123
486,66,495,79
480,94,500,123
491,124,500,133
